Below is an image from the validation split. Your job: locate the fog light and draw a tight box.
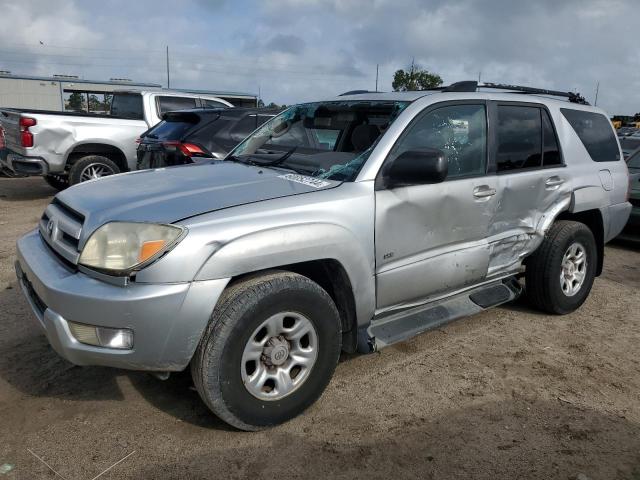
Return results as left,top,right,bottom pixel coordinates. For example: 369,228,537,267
68,321,133,350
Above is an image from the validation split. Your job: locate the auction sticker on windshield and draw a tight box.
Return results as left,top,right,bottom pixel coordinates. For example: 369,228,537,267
278,173,331,188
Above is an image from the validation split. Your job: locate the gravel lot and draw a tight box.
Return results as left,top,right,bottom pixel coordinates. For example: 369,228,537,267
1,177,639,480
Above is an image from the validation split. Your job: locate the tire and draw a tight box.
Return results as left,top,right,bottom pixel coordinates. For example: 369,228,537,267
191,271,342,431
68,155,120,185
44,174,69,191
525,220,597,315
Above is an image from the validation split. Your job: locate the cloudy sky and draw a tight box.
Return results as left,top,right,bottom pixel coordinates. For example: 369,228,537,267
1,0,639,114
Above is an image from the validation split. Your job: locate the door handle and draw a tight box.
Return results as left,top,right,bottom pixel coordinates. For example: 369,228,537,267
473,185,496,198
545,176,565,189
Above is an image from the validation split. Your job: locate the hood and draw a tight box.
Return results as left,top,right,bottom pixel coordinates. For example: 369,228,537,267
56,161,339,243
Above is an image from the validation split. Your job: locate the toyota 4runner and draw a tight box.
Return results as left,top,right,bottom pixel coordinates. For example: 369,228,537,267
15,82,632,430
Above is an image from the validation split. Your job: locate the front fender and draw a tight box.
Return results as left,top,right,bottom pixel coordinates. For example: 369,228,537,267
195,222,376,327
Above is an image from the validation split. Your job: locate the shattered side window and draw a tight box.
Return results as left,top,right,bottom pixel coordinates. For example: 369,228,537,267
387,104,487,178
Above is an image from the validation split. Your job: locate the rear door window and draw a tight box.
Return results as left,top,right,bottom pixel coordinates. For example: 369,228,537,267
157,96,198,115
561,109,621,162
496,105,542,171
110,93,144,120
542,110,562,166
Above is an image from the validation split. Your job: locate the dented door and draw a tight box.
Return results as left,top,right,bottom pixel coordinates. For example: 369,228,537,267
487,102,567,275
375,102,495,310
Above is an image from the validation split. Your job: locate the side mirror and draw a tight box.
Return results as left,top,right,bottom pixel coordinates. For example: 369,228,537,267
385,149,448,188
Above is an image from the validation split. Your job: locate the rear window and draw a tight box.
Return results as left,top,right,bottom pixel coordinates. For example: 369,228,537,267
230,114,276,141
144,119,196,141
561,109,621,162
202,99,228,109
110,93,143,120
157,96,198,115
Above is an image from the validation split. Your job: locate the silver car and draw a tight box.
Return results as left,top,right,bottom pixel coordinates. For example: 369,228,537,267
15,82,632,430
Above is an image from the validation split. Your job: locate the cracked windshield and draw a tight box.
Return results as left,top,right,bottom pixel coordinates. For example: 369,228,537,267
229,101,409,181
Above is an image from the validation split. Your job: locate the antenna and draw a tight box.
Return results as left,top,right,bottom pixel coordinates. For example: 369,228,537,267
166,45,170,89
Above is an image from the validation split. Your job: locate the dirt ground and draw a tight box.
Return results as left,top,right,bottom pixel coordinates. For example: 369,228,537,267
0,176,639,480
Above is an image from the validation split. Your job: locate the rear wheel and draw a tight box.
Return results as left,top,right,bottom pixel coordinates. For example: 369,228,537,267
44,174,69,191
191,271,342,431
69,155,120,185
525,220,597,314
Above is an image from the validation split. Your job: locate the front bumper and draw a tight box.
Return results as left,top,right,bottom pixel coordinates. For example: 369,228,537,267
16,229,229,371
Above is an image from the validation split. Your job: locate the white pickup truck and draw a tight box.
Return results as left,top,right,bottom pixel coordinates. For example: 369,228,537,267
0,90,233,188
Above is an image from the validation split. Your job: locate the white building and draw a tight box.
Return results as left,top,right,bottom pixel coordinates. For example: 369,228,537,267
0,72,258,111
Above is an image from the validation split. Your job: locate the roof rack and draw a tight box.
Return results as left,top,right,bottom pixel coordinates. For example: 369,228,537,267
440,81,589,105
338,90,377,96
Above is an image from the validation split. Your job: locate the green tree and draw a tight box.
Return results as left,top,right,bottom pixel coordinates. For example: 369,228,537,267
66,92,85,111
392,63,443,91
88,94,101,112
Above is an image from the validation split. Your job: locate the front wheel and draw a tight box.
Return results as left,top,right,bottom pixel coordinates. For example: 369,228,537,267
525,220,597,314
191,271,342,431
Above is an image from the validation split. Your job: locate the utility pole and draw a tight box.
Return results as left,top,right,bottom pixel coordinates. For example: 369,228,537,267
594,81,600,106
375,64,379,92
478,71,482,84
166,45,170,89
409,57,415,90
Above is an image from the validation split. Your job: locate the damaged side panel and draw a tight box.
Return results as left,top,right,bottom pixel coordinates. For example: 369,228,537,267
374,175,496,310
486,169,571,275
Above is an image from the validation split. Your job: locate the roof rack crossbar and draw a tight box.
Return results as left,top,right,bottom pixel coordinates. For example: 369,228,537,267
480,82,589,105
437,80,589,105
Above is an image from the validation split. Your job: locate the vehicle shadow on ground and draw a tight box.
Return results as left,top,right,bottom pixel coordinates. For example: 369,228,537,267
0,177,56,202
0,285,125,401
127,370,238,431
128,398,640,480
0,282,357,430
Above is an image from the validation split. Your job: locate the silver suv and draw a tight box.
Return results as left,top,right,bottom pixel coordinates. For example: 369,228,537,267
15,82,632,430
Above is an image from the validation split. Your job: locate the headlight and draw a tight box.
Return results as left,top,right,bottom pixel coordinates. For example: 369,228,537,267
79,222,185,275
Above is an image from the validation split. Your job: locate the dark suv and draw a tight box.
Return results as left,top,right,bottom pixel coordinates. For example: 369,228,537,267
136,107,281,170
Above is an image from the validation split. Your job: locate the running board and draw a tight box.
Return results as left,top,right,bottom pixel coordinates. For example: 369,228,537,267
359,278,522,352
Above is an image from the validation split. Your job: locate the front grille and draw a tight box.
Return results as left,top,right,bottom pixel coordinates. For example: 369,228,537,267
39,199,84,266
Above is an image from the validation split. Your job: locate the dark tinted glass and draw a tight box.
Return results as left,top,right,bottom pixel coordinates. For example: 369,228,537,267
202,99,228,108
542,109,561,166
145,120,196,141
230,115,263,140
496,106,542,171
157,96,198,115
620,137,640,158
561,109,621,162
110,93,143,119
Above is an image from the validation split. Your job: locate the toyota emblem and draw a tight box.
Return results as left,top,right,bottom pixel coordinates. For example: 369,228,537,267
46,219,54,237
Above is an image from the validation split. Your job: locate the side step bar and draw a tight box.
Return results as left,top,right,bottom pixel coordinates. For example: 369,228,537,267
358,278,522,352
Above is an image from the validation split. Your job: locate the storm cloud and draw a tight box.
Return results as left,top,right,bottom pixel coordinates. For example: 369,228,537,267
0,0,638,113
